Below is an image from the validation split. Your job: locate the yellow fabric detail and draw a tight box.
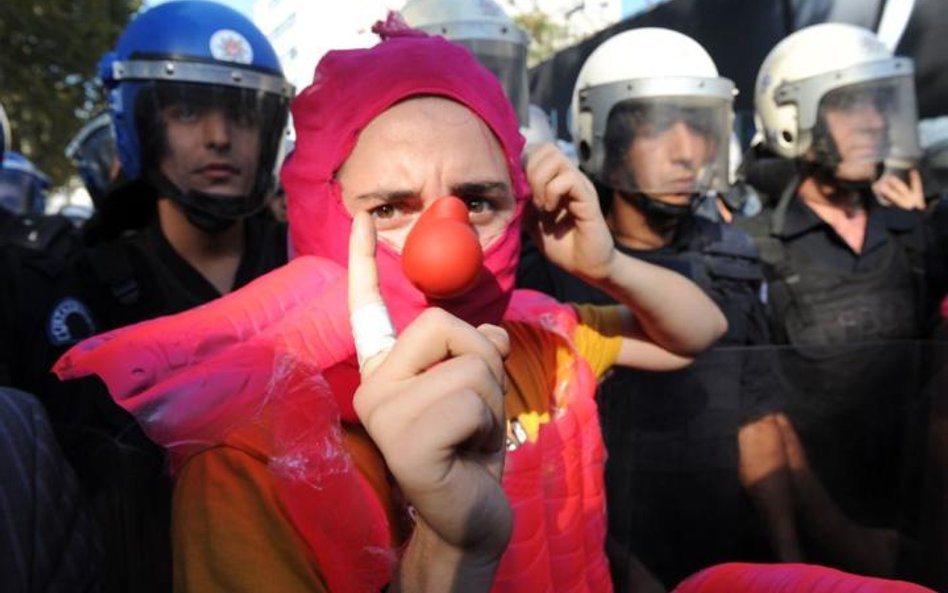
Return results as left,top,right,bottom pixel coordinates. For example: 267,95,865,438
571,304,624,379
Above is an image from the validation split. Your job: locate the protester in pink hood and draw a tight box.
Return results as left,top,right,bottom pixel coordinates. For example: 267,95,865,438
55,19,727,593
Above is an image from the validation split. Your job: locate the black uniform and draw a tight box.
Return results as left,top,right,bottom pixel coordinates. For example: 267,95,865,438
0,209,82,262
519,216,778,587
0,387,104,593
737,180,943,531
0,211,287,593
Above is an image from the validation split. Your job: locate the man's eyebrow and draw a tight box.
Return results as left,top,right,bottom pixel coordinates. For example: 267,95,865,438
450,181,511,195
353,190,416,202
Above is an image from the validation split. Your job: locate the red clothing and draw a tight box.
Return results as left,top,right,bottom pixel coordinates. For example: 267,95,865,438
170,301,623,592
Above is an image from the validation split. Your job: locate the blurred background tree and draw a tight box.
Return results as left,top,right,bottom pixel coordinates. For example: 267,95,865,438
509,1,600,67
514,9,573,66
0,0,141,188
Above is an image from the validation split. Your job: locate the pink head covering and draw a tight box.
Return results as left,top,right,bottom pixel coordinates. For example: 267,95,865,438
282,21,528,330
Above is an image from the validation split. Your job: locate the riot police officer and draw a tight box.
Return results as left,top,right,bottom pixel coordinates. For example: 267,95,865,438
0,147,82,257
0,3,293,591
0,101,87,257
0,150,50,216
738,23,944,575
519,28,798,589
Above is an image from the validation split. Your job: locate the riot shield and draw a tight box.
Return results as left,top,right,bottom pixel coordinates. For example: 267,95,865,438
597,339,948,591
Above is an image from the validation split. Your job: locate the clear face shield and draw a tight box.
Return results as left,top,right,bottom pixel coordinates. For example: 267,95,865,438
602,96,731,199
67,116,117,209
0,170,45,216
135,79,289,221
456,37,529,126
812,76,920,182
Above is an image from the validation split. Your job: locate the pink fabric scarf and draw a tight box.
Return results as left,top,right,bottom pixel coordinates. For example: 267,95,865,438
283,21,529,337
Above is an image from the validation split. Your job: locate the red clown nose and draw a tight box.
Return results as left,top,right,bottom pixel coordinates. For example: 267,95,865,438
401,196,484,299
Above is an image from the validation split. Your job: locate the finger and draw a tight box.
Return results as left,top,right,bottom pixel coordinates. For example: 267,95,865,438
527,144,566,211
477,323,510,393
909,169,925,207
348,211,396,375
420,388,505,459
909,168,923,193
390,352,507,440
872,178,901,207
524,142,557,181
883,174,910,194
348,211,382,310
875,177,917,210
393,386,505,476
872,182,889,205
476,324,511,360
542,169,600,222
520,139,548,169
372,309,506,386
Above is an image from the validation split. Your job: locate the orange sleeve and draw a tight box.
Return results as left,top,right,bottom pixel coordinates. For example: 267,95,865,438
172,446,327,593
571,304,624,380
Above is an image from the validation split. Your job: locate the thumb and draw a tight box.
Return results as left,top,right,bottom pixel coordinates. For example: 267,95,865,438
348,212,396,377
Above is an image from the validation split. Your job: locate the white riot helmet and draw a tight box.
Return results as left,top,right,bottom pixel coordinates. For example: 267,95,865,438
401,0,530,125
755,23,920,178
570,28,735,197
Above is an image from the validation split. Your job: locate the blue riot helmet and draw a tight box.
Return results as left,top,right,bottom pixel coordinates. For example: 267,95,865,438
0,102,9,163
0,151,51,216
99,0,294,231
65,112,117,211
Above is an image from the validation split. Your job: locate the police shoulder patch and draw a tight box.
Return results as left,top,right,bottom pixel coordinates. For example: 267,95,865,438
46,297,96,347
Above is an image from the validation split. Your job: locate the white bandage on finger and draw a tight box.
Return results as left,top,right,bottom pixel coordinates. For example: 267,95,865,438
351,301,397,369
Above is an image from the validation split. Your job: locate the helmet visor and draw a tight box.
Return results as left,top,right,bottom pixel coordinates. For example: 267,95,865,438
603,96,731,196
0,170,42,215
136,80,289,219
457,38,529,126
813,76,920,178
72,123,117,208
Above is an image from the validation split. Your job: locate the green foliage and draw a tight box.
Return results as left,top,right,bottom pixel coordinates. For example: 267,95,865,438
0,0,141,187
513,9,572,67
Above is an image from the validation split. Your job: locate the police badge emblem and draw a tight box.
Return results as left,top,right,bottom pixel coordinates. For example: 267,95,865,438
209,29,254,64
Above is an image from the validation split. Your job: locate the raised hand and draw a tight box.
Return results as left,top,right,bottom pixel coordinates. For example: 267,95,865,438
872,168,924,210
347,212,512,591
525,142,616,282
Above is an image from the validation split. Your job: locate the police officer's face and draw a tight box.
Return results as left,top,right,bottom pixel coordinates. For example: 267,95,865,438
822,91,888,182
626,119,714,205
337,97,516,252
159,103,260,197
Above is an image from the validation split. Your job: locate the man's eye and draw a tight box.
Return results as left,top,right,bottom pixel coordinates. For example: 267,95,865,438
230,110,258,128
170,106,199,122
369,203,399,220
462,197,497,216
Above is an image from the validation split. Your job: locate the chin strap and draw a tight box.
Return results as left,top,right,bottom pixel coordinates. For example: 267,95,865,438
148,170,244,233
617,190,697,238
797,160,874,194
181,203,238,233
